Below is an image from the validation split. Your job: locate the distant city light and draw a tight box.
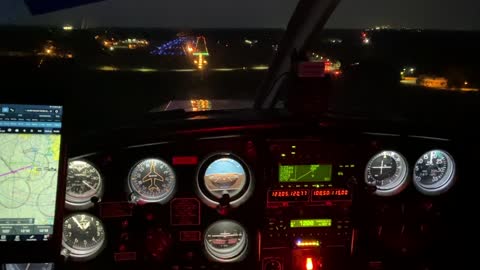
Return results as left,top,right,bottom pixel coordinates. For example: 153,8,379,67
251,65,269,70
410,68,415,72
465,81,469,85
244,39,258,46
363,38,370,44
62,25,73,31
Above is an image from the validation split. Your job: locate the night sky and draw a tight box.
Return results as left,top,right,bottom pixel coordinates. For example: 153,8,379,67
1,0,480,30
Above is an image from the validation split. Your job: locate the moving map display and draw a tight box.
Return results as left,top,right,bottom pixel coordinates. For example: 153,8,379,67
0,104,63,242
279,164,332,182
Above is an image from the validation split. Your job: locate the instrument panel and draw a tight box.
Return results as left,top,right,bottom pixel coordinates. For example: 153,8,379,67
4,128,463,270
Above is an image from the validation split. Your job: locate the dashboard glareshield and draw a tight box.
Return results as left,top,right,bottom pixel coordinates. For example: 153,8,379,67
195,153,253,208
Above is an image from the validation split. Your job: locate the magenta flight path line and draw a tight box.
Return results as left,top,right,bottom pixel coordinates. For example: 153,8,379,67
0,165,33,178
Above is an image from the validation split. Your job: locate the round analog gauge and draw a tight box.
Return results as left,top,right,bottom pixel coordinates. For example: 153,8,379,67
413,150,456,195
196,153,253,208
62,213,106,261
66,159,103,210
128,158,176,204
204,220,248,262
365,150,409,196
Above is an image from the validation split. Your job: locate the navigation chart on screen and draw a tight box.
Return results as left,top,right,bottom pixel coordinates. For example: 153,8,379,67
0,134,61,226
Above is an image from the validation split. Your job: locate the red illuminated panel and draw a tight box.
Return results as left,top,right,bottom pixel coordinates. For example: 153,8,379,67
172,156,198,165
311,188,350,201
268,189,310,202
179,231,201,242
170,198,200,225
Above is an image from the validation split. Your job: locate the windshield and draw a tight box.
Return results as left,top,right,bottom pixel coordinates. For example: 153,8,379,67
1,0,298,122
2,0,480,122
305,0,480,120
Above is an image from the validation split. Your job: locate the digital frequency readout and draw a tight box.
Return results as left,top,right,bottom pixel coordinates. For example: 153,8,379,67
268,189,309,202
290,219,332,228
279,164,332,182
311,188,350,201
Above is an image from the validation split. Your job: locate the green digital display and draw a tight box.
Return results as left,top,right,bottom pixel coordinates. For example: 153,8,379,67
290,219,332,228
279,164,332,182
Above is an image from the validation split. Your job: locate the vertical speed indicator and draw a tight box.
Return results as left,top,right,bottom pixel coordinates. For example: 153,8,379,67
365,151,409,196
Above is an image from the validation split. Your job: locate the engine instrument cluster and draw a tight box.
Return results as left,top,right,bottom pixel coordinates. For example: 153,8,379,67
365,149,456,196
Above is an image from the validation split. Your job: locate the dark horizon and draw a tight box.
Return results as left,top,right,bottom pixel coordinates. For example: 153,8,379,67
2,0,480,30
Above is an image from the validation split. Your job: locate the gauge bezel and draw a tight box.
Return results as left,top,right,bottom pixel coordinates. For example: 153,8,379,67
65,159,104,210
203,220,249,263
413,149,456,196
127,157,177,204
4,263,54,270
61,213,106,262
365,150,409,196
195,152,254,208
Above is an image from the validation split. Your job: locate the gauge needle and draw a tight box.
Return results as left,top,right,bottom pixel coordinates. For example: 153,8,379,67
72,217,84,230
83,221,91,230
429,152,433,165
82,180,96,190
372,160,392,174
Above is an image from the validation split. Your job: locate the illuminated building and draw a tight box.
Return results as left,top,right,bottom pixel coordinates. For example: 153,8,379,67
98,36,149,51
417,76,448,89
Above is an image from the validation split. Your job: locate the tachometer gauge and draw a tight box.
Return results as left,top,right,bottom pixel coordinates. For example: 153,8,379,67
128,158,176,204
204,220,248,262
365,150,409,196
196,153,253,208
413,150,456,195
62,213,106,261
66,159,103,210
